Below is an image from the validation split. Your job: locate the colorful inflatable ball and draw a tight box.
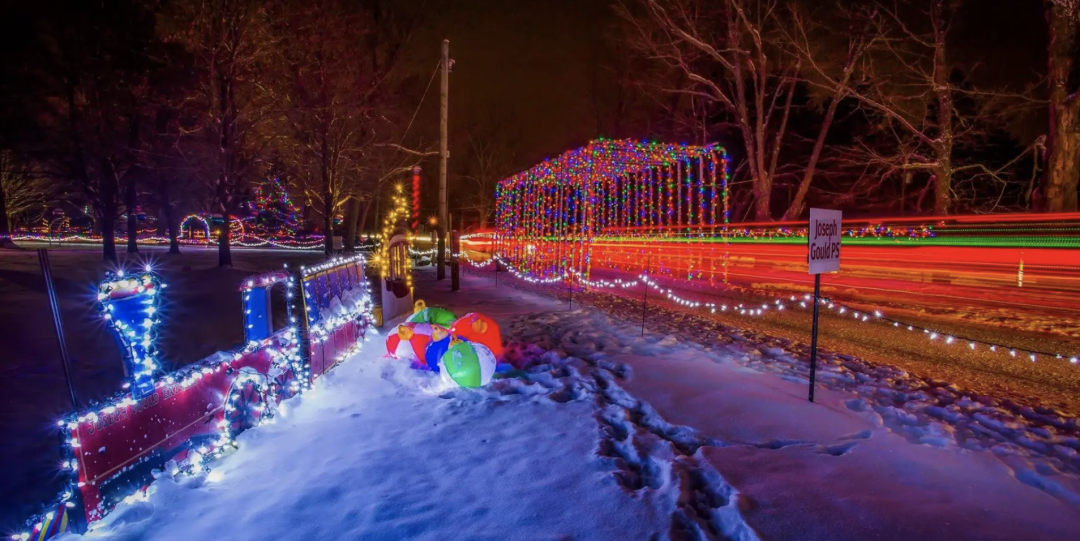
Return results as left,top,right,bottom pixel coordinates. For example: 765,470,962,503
385,322,442,366
439,340,497,388
408,299,457,327
424,330,464,373
449,313,503,359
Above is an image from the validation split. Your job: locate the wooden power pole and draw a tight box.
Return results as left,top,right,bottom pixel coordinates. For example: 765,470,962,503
437,39,450,280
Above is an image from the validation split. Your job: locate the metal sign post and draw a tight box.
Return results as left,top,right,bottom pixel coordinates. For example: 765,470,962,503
807,208,842,403
640,252,651,337
451,230,460,291
38,249,79,410
568,273,573,311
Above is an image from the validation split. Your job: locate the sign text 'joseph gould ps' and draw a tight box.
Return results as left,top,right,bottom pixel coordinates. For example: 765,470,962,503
806,208,841,403
808,208,842,275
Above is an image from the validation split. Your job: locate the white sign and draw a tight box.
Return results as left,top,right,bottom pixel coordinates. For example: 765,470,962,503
808,208,842,274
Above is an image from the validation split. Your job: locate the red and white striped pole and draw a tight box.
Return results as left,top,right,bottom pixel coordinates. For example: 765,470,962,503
411,166,421,233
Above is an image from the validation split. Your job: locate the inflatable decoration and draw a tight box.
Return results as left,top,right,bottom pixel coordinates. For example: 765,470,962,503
424,329,465,373
407,299,457,327
439,340,497,388
384,322,412,357
449,313,504,359
385,322,442,366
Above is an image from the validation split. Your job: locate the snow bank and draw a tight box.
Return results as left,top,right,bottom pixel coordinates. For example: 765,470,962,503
62,332,699,540
502,305,1080,541
60,270,1080,540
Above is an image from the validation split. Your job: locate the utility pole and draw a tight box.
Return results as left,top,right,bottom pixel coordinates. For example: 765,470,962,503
437,39,450,280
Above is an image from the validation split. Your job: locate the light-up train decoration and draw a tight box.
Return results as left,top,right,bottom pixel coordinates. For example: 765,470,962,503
16,256,372,541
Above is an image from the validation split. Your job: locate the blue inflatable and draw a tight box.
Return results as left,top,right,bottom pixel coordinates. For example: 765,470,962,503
424,335,469,373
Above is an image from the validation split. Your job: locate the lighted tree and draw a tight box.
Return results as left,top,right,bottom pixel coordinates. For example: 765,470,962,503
249,177,302,235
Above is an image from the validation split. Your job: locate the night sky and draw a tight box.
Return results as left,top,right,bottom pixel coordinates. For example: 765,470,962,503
401,0,1049,173
402,0,620,169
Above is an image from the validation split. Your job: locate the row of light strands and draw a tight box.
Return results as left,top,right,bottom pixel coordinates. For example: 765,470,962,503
494,140,731,283
459,251,1080,368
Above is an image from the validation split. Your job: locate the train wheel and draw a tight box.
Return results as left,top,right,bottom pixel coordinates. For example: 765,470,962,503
225,379,268,436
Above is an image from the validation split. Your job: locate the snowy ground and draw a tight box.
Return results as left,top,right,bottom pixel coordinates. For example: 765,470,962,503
579,263,1080,417
54,268,1080,541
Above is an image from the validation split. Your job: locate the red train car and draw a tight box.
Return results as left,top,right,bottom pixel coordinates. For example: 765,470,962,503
18,256,372,541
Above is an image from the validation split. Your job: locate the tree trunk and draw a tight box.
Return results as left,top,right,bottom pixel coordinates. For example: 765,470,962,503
98,158,120,262
931,0,954,216
321,126,333,256
0,182,14,248
373,193,380,240
125,176,138,253
358,197,372,244
753,178,772,221
218,211,232,267
0,174,9,238
216,63,236,268
101,212,117,262
1045,0,1080,212
932,158,952,216
161,181,180,254
1046,109,1080,212
343,197,359,252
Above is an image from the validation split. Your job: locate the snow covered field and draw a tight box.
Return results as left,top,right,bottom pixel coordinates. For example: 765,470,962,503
56,268,1080,541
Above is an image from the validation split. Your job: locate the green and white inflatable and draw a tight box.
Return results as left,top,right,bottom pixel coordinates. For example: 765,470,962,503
439,340,497,388
407,299,457,327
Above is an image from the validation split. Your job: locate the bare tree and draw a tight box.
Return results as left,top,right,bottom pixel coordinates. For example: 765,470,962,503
1044,0,1080,212
162,0,280,266
781,2,873,219
28,0,159,261
622,0,815,220
794,0,967,215
459,123,518,230
0,151,61,232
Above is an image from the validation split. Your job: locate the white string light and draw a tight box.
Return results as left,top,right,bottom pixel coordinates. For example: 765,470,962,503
464,252,1080,366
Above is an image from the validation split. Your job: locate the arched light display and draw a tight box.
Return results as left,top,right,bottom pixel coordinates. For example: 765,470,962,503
494,139,730,283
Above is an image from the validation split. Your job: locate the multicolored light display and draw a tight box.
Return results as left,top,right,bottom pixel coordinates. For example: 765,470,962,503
494,139,730,283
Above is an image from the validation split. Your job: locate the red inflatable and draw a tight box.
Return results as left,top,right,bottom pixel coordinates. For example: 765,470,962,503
449,313,503,359
386,322,446,367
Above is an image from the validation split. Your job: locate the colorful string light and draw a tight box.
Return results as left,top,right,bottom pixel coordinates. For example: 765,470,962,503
461,253,1080,368
494,139,730,283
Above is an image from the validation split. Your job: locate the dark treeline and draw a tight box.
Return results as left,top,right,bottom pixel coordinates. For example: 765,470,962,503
0,0,429,263
608,0,1077,221
1,0,1077,266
